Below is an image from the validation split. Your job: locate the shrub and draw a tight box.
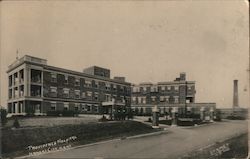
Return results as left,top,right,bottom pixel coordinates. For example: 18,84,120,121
226,116,246,120
46,110,79,117
62,110,78,117
98,115,108,122
148,117,152,122
159,119,172,125
0,108,8,126
13,118,20,128
46,110,61,116
177,118,195,126
26,107,35,117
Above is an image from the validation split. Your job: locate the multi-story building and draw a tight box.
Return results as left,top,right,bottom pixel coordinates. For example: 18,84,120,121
7,55,131,116
131,73,216,119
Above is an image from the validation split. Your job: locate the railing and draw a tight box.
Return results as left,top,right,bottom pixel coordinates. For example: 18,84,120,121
8,55,47,70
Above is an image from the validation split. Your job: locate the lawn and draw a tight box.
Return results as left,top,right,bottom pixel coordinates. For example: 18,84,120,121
2,120,158,158
181,133,248,159
3,114,100,128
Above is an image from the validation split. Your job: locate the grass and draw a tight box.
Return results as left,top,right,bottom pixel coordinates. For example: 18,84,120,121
2,115,98,128
181,133,248,159
2,120,158,158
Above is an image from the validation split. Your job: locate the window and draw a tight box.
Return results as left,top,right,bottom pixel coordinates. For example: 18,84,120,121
75,90,80,99
9,75,13,87
150,86,158,92
8,89,13,99
167,86,171,91
63,88,70,98
120,96,125,103
64,102,69,110
51,102,56,110
14,72,18,85
105,94,111,101
143,87,147,91
174,96,179,103
75,103,80,111
14,87,18,98
132,87,140,92
132,97,136,102
113,84,117,91
151,96,156,102
82,92,86,98
120,86,124,92
64,75,68,84
81,104,86,111
86,105,91,111
166,96,170,103
160,96,165,102
141,97,146,104
161,86,165,91
19,85,24,97
84,79,92,87
75,77,80,86
51,72,57,82
137,97,141,103
93,105,98,112
94,92,99,101
94,81,99,88
50,86,57,93
86,91,92,97
174,86,179,91
105,83,111,90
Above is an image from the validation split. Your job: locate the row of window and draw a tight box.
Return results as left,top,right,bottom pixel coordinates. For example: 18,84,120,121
9,70,25,87
50,102,98,112
49,86,127,102
132,85,193,93
132,96,179,104
50,72,129,92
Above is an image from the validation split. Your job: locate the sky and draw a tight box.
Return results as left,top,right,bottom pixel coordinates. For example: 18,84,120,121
0,1,249,108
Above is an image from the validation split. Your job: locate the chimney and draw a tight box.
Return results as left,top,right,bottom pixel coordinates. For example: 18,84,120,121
233,80,239,108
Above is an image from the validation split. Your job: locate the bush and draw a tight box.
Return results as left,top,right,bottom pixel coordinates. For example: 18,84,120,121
98,115,108,122
26,107,35,117
0,108,8,126
148,117,152,122
226,116,246,120
13,118,20,128
46,110,61,116
159,119,172,125
47,110,79,117
177,118,195,126
62,110,76,117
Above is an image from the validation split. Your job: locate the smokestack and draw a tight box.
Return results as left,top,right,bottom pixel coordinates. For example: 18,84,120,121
233,80,239,108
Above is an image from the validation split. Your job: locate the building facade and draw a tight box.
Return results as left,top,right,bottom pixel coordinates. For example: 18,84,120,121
7,55,131,116
131,73,216,120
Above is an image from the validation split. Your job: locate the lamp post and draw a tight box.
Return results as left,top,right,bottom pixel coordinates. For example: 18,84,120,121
111,98,115,120
184,81,188,118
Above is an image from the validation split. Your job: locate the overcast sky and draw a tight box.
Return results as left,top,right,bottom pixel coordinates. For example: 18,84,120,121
0,1,249,108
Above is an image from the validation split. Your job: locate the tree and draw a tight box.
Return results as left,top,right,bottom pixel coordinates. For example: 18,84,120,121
0,108,8,126
13,118,20,128
135,108,139,115
140,107,144,116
